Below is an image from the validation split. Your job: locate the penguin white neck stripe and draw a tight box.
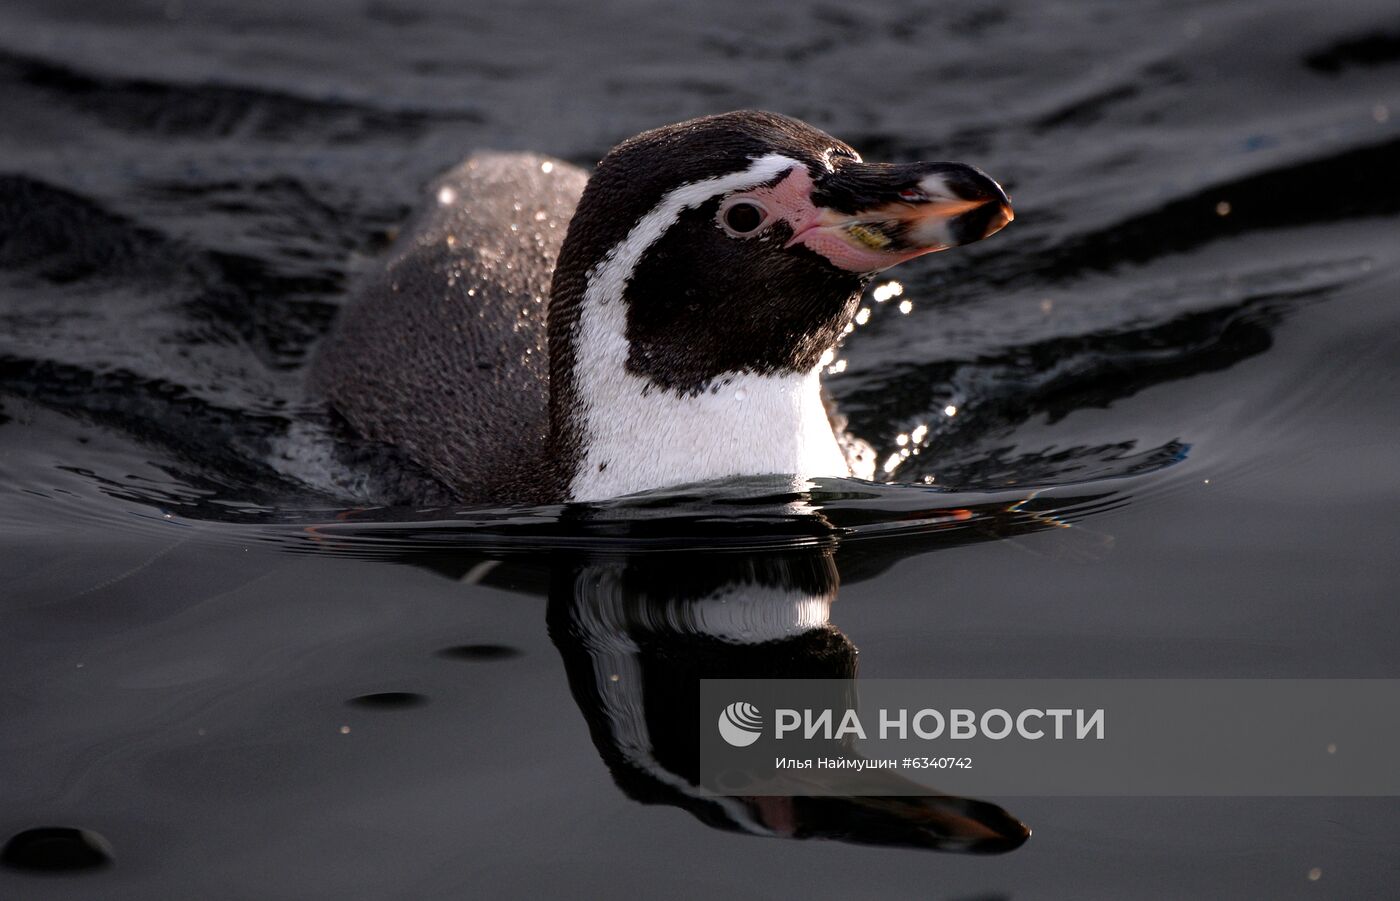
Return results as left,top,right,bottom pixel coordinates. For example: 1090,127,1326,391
570,153,851,502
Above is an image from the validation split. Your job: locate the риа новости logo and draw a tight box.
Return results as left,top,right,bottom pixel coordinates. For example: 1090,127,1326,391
717,701,763,747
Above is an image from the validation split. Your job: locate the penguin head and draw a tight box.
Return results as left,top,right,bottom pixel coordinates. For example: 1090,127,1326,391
548,110,1012,395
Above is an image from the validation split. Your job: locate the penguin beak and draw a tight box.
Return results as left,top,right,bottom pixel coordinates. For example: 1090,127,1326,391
791,161,1013,273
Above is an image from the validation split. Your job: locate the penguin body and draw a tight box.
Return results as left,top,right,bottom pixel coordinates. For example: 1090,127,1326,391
312,153,586,504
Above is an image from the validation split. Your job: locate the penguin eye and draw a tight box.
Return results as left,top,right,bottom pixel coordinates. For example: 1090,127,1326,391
718,198,770,237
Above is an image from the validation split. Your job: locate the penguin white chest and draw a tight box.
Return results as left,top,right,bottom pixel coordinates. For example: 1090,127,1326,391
569,366,850,502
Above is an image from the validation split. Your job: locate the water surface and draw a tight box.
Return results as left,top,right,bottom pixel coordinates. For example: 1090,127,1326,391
3,0,1400,897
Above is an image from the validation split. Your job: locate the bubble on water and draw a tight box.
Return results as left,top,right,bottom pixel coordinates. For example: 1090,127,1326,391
872,280,903,302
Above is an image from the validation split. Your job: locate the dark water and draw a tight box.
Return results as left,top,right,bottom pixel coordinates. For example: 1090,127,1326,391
3,0,1400,897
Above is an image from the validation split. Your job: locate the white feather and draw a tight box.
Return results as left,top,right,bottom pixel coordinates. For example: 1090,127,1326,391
570,154,853,502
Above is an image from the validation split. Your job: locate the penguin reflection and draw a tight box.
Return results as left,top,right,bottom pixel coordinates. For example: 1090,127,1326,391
324,483,1092,851
545,545,1029,853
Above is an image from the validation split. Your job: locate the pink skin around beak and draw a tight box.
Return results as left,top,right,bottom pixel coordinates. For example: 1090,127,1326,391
737,166,1013,273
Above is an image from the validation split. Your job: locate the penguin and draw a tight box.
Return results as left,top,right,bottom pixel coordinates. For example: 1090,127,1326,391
311,110,1012,505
